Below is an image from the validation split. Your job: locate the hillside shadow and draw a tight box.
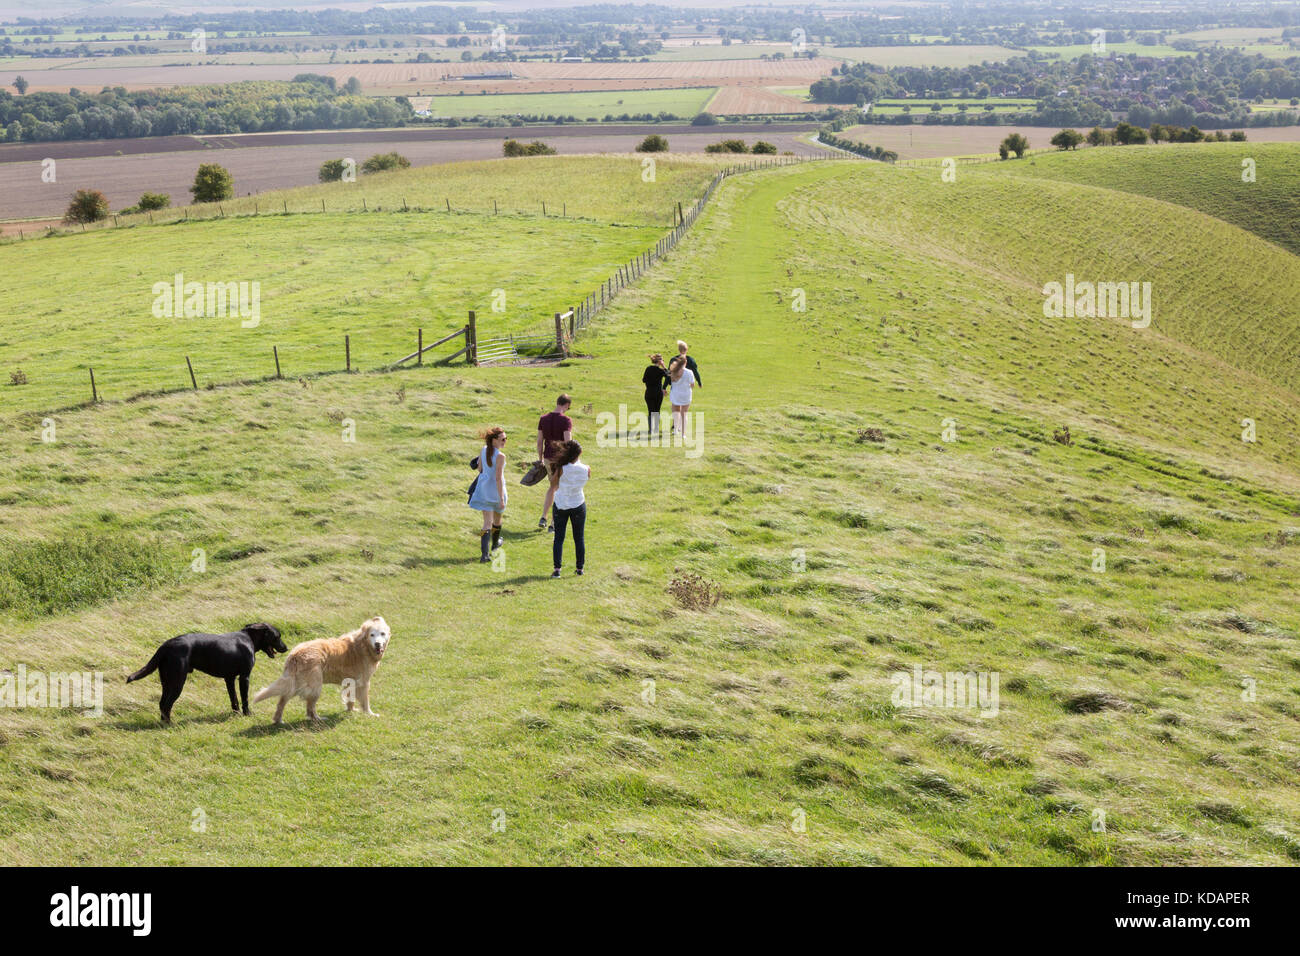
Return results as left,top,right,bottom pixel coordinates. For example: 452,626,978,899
400,555,471,569
110,709,250,732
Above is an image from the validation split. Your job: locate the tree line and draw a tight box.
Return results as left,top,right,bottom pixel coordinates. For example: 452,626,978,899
1,75,409,143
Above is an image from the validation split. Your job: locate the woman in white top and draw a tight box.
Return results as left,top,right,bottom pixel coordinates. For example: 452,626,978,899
667,354,696,437
549,440,590,577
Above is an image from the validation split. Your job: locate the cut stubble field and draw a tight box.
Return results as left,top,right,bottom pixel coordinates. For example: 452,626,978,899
8,57,838,95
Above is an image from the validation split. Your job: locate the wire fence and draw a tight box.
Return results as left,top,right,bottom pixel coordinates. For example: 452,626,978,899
473,152,850,365
5,152,861,412
894,146,1057,167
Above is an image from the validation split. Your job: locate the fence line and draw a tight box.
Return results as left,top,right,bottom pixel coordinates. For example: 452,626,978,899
474,152,851,365
894,146,1056,167
9,153,861,413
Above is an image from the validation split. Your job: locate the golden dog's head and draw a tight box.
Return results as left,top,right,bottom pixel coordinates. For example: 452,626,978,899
359,616,391,659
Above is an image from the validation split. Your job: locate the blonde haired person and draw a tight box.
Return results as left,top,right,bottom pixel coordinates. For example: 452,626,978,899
676,340,701,390
667,355,696,436
468,426,508,562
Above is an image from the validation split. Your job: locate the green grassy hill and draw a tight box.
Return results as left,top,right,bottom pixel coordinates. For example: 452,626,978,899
1007,142,1300,255
1,150,1299,865
0,156,727,415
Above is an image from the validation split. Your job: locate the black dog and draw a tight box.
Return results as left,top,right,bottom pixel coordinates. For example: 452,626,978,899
126,623,287,723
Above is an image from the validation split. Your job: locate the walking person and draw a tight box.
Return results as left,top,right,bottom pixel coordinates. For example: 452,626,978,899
667,354,696,437
676,340,701,391
536,394,573,532
468,426,508,563
642,353,670,438
549,440,589,577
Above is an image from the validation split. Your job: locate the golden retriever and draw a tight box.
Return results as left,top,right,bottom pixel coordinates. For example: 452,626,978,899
253,616,390,723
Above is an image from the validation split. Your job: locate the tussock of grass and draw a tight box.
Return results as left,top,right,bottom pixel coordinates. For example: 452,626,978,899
0,530,176,618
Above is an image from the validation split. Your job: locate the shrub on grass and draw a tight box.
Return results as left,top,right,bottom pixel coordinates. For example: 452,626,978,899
1000,132,1030,158
667,572,722,610
318,158,351,182
191,163,233,203
1050,129,1084,150
502,139,556,157
636,134,669,153
63,189,109,223
361,152,412,173
705,139,749,153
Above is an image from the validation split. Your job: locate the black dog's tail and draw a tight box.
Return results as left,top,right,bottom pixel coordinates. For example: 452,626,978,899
126,649,162,683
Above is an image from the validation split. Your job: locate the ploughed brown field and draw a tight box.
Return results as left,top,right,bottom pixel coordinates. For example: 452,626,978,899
0,123,820,222
11,57,837,95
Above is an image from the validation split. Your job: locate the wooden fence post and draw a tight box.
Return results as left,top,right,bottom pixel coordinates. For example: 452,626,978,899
274,346,281,379
186,356,197,390
417,328,423,366
542,201,547,216
569,307,576,339
89,367,98,404
445,198,450,212
554,312,564,355
493,199,498,214
467,310,477,366
345,334,351,372
678,201,683,226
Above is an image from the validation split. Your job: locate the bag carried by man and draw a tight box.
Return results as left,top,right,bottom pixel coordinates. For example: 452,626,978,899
520,460,548,487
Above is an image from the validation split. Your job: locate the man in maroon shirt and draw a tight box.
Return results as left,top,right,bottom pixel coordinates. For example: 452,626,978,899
537,394,573,531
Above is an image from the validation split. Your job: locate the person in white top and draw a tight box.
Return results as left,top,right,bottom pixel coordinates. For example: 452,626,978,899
667,354,696,437
548,440,590,577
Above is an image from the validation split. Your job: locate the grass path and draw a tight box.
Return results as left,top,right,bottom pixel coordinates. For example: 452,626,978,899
3,157,1300,864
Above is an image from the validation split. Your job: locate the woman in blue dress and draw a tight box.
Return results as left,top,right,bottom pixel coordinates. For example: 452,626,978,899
469,426,509,562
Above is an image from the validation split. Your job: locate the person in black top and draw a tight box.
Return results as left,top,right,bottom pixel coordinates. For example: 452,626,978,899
642,353,670,438
676,340,701,389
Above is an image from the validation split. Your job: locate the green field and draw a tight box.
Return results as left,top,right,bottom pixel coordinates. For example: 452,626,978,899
1024,43,1194,59
428,87,717,120
3,148,1300,864
0,156,729,413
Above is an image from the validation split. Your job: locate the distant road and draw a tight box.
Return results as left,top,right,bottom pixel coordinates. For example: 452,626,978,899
0,123,822,221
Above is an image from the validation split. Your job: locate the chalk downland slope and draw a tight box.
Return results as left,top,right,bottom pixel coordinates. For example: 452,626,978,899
1005,141,1300,255
0,153,1298,865
0,156,735,416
